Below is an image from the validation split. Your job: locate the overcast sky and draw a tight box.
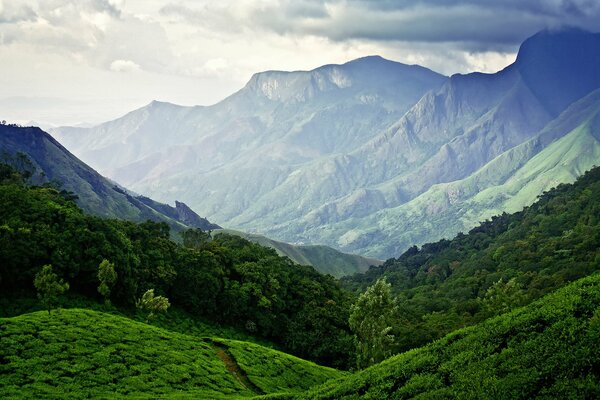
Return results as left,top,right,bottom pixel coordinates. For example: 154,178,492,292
1,0,599,126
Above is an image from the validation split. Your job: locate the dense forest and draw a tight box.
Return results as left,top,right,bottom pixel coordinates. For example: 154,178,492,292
0,161,354,368
343,165,600,353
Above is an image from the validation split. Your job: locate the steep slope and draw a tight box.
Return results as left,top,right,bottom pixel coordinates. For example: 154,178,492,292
301,88,600,257
0,309,345,399
52,29,600,259
216,229,382,278
0,124,219,232
1,123,367,279
340,165,600,353
0,172,357,369
286,274,600,399
50,57,445,232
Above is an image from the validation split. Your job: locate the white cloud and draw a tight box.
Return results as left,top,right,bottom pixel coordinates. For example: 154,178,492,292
109,59,141,72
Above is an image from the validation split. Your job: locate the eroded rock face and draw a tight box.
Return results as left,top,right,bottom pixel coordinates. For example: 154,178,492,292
175,201,220,231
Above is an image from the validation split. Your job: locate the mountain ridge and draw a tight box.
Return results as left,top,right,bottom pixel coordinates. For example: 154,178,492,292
0,123,218,233
50,28,600,259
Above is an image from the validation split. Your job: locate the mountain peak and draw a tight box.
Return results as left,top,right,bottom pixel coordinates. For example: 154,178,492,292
516,26,596,59
515,27,600,115
146,100,180,109
244,55,444,102
340,55,387,66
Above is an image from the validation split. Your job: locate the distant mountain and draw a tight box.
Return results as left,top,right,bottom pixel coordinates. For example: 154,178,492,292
0,124,219,232
52,56,445,182
1,123,375,276
298,88,600,257
216,229,381,278
51,28,600,259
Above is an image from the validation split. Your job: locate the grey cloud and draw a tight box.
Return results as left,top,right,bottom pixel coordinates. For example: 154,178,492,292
160,0,329,35
0,2,37,23
160,0,600,52
345,0,600,18
277,0,600,49
0,0,171,74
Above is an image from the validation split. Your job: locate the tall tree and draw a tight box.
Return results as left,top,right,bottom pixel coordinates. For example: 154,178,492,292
97,259,117,304
34,264,69,315
136,289,170,322
349,278,398,368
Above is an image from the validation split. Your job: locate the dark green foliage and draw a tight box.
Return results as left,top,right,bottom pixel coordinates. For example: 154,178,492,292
181,227,213,250
1,154,599,398
342,166,600,353
349,278,397,369
0,164,355,368
97,259,117,304
283,274,600,399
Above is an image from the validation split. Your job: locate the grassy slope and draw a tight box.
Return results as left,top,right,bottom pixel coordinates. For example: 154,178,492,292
217,339,344,395
0,309,346,399
0,295,278,347
352,89,600,258
216,229,381,278
281,274,600,399
467,116,600,219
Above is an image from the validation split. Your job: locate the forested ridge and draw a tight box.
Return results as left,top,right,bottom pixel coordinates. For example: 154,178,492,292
342,165,600,353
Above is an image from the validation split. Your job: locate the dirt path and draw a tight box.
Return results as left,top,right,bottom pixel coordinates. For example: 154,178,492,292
211,341,264,395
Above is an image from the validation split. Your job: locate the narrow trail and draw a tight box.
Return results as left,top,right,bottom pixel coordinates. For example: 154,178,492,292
211,341,265,395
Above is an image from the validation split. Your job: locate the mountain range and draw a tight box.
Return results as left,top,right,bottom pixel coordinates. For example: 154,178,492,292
0,123,379,276
51,28,600,259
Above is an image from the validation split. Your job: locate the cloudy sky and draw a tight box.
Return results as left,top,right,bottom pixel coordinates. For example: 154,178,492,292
1,0,599,126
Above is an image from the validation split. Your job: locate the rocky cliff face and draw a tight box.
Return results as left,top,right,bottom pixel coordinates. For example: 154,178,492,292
175,201,220,231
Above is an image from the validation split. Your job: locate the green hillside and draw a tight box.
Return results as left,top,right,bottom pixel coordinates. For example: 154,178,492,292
0,309,345,399
0,123,219,233
284,273,600,399
216,229,381,278
309,88,600,258
342,165,600,353
0,162,355,368
1,144,600,398
469,107,600,218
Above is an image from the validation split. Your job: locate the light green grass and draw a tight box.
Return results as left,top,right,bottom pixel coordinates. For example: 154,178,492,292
217,338,347,394
0,309,345,399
